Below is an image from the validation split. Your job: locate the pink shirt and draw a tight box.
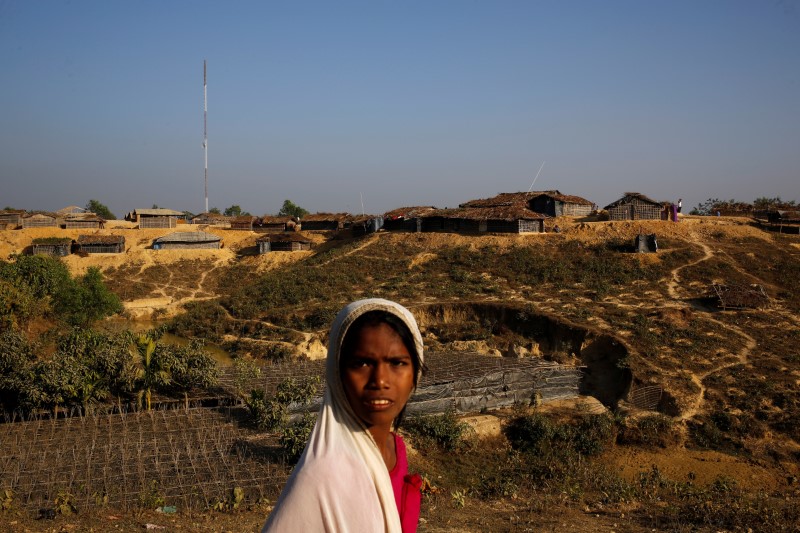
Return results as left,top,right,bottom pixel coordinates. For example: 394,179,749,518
389,434,422,533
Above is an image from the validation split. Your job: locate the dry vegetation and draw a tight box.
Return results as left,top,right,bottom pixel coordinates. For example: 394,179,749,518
2,215,799,532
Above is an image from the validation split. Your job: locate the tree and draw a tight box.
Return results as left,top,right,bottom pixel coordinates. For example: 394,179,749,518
56,267,123,326
278,199,309,218
209,207,221,215
85,199,116,220
224,205,251,217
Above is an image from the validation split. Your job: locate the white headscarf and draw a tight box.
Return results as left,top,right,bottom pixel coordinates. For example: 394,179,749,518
262,298,424,533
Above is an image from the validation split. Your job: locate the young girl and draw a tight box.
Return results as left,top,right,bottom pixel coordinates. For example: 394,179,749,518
262,298,424,533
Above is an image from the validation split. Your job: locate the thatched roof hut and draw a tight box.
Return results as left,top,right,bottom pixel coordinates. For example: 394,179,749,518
229,215,258,230
301,213,350,231
64,214,105,229
0,209,25,229
383,206,436,232
421,205,545,234
153,231,221,250
255,216,296,233
459,191,552,208
256,233,312,253
131,208,183,228
529,192,594,217
348,214,384,236
30,237,72,256
191,212,231,226
22,213,57,229
75,235,125,254
604,192,664,221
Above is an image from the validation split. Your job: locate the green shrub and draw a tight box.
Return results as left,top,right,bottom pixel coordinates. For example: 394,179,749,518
505,413,615,457
404,411,473,451
616,415,674,447
279,413,316,463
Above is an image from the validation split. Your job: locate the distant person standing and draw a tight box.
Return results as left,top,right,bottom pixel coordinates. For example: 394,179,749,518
677,199,682,214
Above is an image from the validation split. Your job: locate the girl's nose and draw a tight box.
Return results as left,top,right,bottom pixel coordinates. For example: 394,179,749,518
369,363,388,388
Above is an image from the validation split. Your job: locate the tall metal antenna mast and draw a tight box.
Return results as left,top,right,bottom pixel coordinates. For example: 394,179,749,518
527,161,546,193
203,60,209,213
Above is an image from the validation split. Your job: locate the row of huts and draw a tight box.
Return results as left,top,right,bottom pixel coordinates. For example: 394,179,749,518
3,191,678,239
0,211,108,230
25,231,316,256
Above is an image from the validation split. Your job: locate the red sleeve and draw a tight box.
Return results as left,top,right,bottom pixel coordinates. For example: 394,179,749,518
390,434,421,533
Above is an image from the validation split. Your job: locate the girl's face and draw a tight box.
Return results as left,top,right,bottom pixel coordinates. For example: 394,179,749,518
341,322,415,433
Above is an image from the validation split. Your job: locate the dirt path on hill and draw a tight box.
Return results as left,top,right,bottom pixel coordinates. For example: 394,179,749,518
663,231,756,421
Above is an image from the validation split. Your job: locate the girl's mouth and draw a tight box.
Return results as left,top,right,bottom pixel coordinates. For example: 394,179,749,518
364,399,392,410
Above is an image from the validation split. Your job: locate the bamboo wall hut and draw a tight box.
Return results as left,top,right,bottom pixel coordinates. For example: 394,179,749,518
229,215,258,230
75,235,125,254
529,192,594,217
0,210,24,229
256,233,312,253
30,237,72,256
300,213,350,231
21,213,57,229
604,193,663,221
191,212,231,226
382,207,435,232
254,216,295,233
132,208,183,229
152,231,221,250
63,214,105,229
421,206,545,234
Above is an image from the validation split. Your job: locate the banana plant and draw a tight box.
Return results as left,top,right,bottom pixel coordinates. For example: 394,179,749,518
130,334,170,411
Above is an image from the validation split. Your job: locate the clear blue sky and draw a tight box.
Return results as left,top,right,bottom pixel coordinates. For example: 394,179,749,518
1,0,798,217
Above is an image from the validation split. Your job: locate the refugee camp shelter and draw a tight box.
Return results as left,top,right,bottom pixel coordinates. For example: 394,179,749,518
459,191,542,208
75,235,125,254
256,233,312,253
56,206,85,216
421,206,545,234
604,193,663,221
64,214,105,229
635,233,658,253
191,212,231,226
255,216,295,233
350,215,384,236
383,207,436,232
768,210,800,225
229,215,258,230
152,231,221,250
30,237,72,256
529,192,594,217
22,213,57,229
131,208,183,229
0,210,24,229
300,213,350,231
